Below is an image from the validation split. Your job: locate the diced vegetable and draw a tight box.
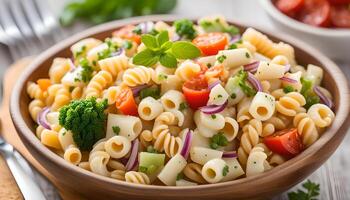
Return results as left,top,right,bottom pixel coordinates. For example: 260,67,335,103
139,152,165,174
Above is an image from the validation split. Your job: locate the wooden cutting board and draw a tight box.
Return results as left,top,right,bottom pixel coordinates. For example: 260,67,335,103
0,58,85,200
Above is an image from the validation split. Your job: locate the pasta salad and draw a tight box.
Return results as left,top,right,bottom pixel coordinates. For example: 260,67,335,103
27,15,335,186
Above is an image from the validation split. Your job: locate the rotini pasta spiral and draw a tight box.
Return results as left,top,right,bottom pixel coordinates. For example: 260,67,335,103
103,86,122,105
52,86,71,111
125,171,150,185
175,60,201,82
122,66,155,87
183,163,206,184
152,112,183,157
293,113,318,147
70,86,84,100
49,58,72,84
238,119,262,165
140,130,153,148
85,70,113,98
27,82,44,100
28,99,45,122
307,104,335,128
110,170,126,181
98,55,130,78
276,92,306,116
236,98,253,125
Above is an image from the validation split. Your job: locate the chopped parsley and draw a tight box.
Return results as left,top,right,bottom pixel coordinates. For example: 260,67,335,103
158,74,168,81
228,43,237,50
222,165,229,176
97,38,119,60
139,86,161,100
123,40,133,50
283,85,295,93
174,19,197,40
288,180,320,200
245,52,250,58
207,63,212,68
76,58,93,83
237,69,257,97
112,126,120,135
301,77,320,109
147,146,158,153
209,132,228,149
139,166,148,173
176,173,184,181
132,26,142,35
217,94,223,98
217,54,227,63
74,45,86,58
211,114,217,119
179,102,188,111
230,93,237,99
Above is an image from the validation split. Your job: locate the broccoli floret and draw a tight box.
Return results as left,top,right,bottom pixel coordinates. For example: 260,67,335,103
174,19,197,40
59,98,108,150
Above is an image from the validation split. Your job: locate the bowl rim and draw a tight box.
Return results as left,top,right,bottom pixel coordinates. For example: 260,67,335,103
10,15,350,193
259,0,350,37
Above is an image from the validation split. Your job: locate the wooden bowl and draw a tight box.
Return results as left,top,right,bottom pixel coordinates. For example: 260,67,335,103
9,15,350,200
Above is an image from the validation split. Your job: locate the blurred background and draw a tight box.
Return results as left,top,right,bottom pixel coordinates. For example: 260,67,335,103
0,0,349,199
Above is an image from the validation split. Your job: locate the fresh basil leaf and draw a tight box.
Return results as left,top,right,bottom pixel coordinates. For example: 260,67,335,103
160,53,177,68
156,31,169,46
133,49,159,66
171,41,201,59
141,34,158,50
161,41,173,51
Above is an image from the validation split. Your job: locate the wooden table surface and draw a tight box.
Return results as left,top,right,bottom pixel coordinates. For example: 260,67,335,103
0,0,349,199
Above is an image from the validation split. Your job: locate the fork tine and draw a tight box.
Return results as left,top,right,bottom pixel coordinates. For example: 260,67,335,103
9,0,34,41
0,0,24,46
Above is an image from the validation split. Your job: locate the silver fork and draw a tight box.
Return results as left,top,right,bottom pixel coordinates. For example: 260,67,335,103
0,135,46,200
0,0,64,60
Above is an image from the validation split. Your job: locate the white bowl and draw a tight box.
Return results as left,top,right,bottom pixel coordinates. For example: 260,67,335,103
259,0,350,62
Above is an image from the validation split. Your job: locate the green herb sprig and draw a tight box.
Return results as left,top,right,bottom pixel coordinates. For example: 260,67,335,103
133,31,201,68
210,133,228,149
288,180,320,200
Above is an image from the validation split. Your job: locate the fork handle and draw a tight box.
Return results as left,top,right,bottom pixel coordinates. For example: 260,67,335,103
5,154,46,200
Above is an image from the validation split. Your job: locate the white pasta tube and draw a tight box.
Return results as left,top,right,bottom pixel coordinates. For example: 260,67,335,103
221,158,245,182
246,147,267,177
190,147,223,165
256,62,285,80
58,129,81,165
307,104,335,128
160,90,185,111
220,117,239,141
216,48,252,69
160,75,182,95
104,136,131,158
249,92,275,121
86,43,108,64
208,84,229,106
191,129,210,149
89,151,110,177
194,110,225,138
305,64,323,86
254,53,271,62
201,158,226,183
197,55,216,68
138,97,163,121
70,38,102,56
158,154,187,186
106,114,142,140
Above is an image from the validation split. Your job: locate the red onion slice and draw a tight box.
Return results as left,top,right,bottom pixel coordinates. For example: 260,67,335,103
285,64,291,72
208,80,221,90
180,130,193,159
247,72,262,92
37,107,51,130
126,139,139,171
230,34,241,43
131,84,149,97
110,48,124,57
222,151,238,158
243,61,259,73
280,76,298,83
313,86,333,108
199,100,228,114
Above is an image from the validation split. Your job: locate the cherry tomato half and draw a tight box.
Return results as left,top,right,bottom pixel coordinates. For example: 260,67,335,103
276,0,304,16
331,5,350,28
328,0,350,5
298,0,331,27
182,74,210,110
264,128,303,158
115,87,138,116
192,32,228,56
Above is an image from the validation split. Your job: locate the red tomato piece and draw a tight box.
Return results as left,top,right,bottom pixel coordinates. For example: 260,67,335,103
328,0,350,5
115,87,138,116
264,128,303,157
112,25,141,44
192,33,228,56
331,5,350,27
298,0,331,27
275,0,305,16
182,74,210,110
